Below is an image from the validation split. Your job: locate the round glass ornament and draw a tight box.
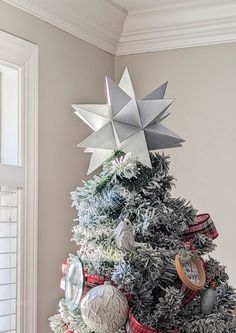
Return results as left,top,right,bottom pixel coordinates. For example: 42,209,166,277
65,256,84,311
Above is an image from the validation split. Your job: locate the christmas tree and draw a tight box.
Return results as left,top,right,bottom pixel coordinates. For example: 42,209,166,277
49,69,236,333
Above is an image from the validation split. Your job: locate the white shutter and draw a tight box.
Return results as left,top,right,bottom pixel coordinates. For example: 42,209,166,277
0,186,18,333
0,60,23,333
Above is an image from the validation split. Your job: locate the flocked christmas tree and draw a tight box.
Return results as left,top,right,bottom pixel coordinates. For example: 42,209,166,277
49,69,236,333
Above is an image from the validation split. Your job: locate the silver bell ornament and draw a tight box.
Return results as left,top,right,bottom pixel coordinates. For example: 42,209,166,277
80,282,129,333
200,286,217,315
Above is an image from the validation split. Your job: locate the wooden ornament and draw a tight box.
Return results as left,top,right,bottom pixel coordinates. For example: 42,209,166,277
175,254,206,291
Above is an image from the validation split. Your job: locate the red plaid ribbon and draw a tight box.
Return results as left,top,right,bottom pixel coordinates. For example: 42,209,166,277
127,311,180,333
180,259,206,307
182,289,199,307
85,273,132,303
85,273,110,286
180,284,199,307
181,213,218,241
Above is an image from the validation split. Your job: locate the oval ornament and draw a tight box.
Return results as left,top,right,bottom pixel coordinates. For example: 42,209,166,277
65,256,84,311
175,254,206,291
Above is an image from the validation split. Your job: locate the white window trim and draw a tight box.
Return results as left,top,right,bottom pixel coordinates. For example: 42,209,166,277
0,30,38,333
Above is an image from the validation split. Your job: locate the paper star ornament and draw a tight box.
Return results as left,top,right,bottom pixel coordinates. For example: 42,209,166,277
72,68,184,174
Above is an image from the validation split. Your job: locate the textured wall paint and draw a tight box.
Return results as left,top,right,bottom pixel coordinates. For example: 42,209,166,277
0,2,114,332
116,44,236,285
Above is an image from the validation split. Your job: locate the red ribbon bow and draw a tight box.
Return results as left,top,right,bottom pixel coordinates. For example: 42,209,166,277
181,213,218,241
127,311,180,333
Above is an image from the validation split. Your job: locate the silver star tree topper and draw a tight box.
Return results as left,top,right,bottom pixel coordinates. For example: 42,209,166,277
72,68,184,174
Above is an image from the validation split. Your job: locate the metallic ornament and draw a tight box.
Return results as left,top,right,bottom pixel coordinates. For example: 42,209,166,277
200,287,217,314
65,257,84,311
80,283,128,333
115,218,135,251
73,68,184,174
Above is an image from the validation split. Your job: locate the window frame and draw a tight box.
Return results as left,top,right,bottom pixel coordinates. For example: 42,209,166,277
0,30,38,333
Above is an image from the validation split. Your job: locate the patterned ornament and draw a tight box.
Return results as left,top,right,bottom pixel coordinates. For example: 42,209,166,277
175,255,206,291
80,283,128,333
200,287,217,314
115,218,135,251
73,68,184,174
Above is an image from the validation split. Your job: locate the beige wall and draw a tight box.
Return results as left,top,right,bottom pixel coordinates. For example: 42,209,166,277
116,44,236,285
1,1,236,330
0,1,114,332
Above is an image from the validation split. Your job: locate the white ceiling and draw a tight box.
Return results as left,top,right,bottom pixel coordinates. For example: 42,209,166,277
3,0,236,55
111,0,220,12
111,0,163,12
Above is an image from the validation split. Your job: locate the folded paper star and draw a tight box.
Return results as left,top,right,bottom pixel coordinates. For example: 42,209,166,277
72,68,184,174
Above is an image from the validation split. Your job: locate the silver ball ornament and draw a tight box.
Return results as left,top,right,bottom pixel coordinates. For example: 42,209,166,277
80,283,129,333
200,287,217,314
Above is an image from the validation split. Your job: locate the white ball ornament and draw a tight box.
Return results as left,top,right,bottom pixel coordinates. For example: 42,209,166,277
80,282,129,333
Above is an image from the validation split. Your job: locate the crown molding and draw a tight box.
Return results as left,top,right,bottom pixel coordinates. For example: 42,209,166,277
3,0,126,55
116,0,236,55
3,0,236,56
